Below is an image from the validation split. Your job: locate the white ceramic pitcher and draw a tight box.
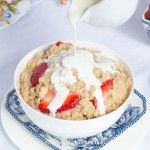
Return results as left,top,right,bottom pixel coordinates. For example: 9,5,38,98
68,0,139,27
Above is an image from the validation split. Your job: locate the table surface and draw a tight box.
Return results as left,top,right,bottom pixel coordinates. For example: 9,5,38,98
0,0,150,149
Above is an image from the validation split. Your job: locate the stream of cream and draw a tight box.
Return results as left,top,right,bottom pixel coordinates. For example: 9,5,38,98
73,24,77,57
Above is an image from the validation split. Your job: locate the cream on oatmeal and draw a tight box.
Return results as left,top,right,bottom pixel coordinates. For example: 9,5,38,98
40,49,116,116
19,42,132,120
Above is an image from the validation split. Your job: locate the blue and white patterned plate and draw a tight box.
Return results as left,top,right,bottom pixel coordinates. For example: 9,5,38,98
0,0,42,31
2,87,147,150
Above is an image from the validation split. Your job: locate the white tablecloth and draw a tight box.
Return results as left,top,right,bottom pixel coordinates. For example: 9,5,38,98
0,0,150,149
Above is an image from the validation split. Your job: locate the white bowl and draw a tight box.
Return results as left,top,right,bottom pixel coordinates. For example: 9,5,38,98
142,5,150,40
14,41,134,138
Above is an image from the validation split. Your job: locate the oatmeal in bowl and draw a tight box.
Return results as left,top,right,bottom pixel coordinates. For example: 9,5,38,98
14,41,134,138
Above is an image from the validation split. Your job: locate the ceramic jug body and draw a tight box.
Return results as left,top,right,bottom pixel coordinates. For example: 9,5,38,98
68,0,139,27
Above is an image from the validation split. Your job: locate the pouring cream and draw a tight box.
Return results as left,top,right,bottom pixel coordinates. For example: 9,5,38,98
68,0,100,25
68,0,100,57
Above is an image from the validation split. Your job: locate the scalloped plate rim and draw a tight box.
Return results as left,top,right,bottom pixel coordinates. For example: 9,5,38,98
0,85,149,150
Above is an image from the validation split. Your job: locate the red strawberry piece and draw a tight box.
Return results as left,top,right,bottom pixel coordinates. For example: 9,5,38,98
38,107,50,114
92,97,97,108
101,79,113,99
38,91,55,113
31,62,48,87
145,10,150,21
56,92,80,113
55,41,64,46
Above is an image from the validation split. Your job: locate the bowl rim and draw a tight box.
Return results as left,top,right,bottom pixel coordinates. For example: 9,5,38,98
14,40,135,124
142,4,150,24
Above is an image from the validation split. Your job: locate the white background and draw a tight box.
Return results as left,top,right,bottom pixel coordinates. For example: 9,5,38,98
0,0,150,149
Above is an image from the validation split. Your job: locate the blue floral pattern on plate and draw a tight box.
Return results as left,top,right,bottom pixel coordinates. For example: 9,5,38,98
0,0,42,31
5,89,147,150
3,10,12,19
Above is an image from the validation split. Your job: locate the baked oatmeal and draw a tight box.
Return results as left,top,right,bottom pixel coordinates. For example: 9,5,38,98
19,41,132,120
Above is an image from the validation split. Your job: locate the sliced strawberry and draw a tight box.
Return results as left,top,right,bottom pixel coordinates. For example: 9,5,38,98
31,62,48,87
55,41,73,46
145,10,150,20
92,97,97,108
56,92,80,113
101,79,113,99
55,41,64,46
38,107,50,114
38,91,55,113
